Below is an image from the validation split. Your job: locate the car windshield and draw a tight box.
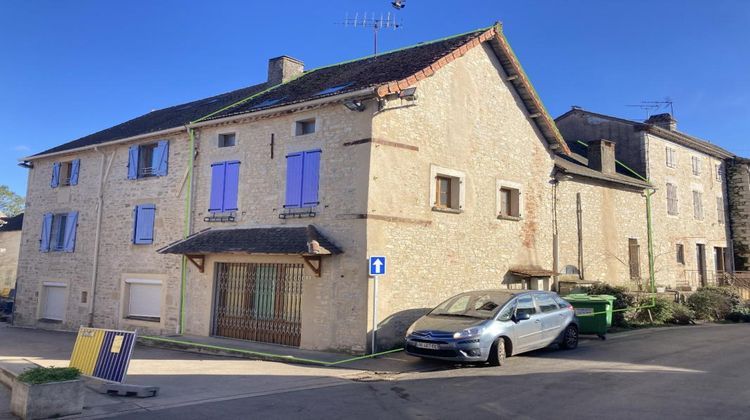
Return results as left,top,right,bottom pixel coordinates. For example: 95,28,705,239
429,291,514,319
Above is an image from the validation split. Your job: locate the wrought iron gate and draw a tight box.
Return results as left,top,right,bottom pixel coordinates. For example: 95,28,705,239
213,262,304,346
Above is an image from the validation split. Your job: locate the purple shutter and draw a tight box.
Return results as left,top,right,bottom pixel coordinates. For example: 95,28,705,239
51,162,61,188
224,161,240,211
40,213,53,252
301,150,321,206
127,146,139,179
134,204,155,244
284,153,304,208
209,163,225,212
131,206,137,243
63,211,78,252
70,159,80,186
155,140,169,176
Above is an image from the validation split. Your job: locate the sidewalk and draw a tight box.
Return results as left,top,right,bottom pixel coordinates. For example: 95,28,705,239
0,324,438,418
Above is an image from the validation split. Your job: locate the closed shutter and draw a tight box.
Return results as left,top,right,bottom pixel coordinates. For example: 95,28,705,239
63,211,78,252
51,162,61,188
224,161,240,211
70,159,80,186
154,140,169,176
43,285,66,320
628,238,640,279
133,205,156,244
301,150,321,206
209,163,225,212
284,153,304,208
693,191,703,219
40,213,53,252
717,197,725,224
127,280,161,318
127,146,139,179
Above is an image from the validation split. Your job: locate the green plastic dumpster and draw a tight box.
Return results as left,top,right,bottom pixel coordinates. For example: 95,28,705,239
563,294,616,339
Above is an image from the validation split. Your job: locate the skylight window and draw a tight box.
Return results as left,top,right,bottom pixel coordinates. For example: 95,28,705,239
252,97,284,109
315,82,354,96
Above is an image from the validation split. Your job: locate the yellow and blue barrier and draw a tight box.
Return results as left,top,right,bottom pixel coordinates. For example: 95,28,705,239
69,327,137,383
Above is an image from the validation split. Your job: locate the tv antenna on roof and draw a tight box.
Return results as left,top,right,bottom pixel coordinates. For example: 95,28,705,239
340,12,402,55
626,98,675,119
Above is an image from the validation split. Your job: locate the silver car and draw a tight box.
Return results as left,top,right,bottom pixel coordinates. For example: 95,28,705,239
405,290,578,365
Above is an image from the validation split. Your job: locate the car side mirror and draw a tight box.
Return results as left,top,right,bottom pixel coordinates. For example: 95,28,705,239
514,312,531,322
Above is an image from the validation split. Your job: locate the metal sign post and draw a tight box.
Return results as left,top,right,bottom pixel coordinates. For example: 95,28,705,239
368,256,386,355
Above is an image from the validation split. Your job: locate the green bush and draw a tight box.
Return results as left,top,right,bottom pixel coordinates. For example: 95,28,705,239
635,296,675,324
669,304,696,325
17,367,80,385
687,286,742,321
583,284,636,327
725,306,750,323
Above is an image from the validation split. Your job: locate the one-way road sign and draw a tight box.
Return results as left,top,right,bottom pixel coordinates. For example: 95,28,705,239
369,256,386,276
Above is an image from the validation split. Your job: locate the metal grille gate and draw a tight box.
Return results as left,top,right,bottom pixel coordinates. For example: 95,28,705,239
213,262,304,346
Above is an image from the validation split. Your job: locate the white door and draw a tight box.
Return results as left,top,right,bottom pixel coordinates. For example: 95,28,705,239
43,285,66,320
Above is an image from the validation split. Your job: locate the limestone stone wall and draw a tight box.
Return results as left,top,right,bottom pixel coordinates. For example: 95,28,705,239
183,102,374,352
368,43,557,348
0,230,21,291
14,132,187,335
555,178,649,287
728,159,750,270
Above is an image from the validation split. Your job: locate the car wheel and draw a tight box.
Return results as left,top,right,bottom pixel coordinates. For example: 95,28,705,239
488,337,507,366
560,324,579,350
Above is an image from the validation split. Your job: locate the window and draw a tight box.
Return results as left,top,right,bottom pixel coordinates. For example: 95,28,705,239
676,243,685,264
128,141,169,179
497,181,522,219
497,300,516,321
515,295,536,318
284,150,320,208
50,159,80,188
665,147,676,168
132,204,156,244
535,294,559,313
717,196,725,224
295,119,316,136
209,161,240,213
553,295,572,309
430,166,465,212
125,279,161,321
693,191,704,220
691,156,701,176
218,133,236,148
40,212,78,253
715,247,727,273
666,183,679,215
41,283,66,320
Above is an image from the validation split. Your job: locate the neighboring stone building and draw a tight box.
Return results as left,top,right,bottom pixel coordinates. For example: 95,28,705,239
557,109,735,289
0,213,23,292
727,157,750,271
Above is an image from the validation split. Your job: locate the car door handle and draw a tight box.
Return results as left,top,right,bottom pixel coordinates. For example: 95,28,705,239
534,319,541,324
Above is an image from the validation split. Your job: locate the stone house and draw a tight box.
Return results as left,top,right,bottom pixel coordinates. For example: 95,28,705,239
0,213,23,293
556,109,735,289
11,23,681,353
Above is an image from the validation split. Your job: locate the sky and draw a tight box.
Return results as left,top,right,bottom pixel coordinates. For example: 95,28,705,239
1,0,749,197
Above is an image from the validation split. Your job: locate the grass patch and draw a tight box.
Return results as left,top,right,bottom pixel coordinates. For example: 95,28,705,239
17,367,80,385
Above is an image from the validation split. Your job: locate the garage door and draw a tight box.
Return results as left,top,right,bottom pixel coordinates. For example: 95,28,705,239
42,284,66,320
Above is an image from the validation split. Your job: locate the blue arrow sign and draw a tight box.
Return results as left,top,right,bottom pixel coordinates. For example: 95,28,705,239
369,256,386,276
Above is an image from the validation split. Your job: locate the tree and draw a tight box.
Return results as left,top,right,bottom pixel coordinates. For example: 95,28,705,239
0,185,24,217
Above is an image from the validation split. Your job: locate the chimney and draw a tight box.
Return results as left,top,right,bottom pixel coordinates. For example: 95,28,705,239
267,56,304,85
587,139,616,175
645,113,677,131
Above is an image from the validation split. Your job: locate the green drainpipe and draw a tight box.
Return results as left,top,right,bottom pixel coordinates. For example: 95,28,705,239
178,127,196,334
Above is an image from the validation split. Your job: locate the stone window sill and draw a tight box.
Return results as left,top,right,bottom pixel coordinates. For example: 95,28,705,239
432,206,463,214
38,318,63,324
125,316,161,323
497,215,522,221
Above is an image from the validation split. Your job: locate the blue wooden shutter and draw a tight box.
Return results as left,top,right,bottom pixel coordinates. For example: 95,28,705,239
133,205,155,244
301,150,321,206
127,146,139,179
284,153,304,208
209,163,225,212
40,213,53,252
154,140,169,176
63,211,78,252
51,162,60,188
70,159,80,186
224,161,240,211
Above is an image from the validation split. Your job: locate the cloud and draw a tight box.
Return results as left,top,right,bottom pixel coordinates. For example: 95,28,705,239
13,145,30,152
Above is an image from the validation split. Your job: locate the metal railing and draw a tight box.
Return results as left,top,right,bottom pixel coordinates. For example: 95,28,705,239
678,270,750,291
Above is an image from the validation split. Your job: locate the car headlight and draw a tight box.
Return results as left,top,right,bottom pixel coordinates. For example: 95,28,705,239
453,327,483,339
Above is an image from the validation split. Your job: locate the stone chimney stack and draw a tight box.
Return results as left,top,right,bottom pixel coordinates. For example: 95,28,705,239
587,139,616,175
267,56,304,86
645,113,677,131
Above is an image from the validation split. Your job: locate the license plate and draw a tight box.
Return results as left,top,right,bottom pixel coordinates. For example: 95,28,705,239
415,342,440,350
575,307,593,316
